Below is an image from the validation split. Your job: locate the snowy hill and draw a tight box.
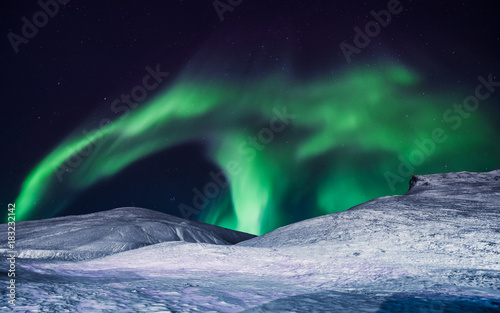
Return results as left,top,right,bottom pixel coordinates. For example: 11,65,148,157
4,170,500,312
0,207,255,260
238,170,500,250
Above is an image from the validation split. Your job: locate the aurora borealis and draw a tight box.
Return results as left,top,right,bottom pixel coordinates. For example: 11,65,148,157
11,62,500,235
2,1,500,236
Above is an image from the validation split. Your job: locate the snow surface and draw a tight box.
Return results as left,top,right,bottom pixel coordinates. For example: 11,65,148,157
2,170,499,312
0,207,255,261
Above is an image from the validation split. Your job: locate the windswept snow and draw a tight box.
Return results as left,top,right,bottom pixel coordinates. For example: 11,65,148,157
2,170,499,312
0,207,255,261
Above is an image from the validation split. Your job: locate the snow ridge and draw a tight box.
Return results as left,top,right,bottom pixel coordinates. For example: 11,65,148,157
0,207,255,261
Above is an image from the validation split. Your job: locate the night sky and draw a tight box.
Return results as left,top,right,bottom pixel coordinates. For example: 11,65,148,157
1,1,499,235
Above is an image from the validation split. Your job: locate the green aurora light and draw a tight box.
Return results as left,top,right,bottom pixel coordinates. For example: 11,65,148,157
12,64,500,235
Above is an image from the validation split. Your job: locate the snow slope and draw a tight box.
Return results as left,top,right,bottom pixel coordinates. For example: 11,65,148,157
3,170,500,312
238,170,500,251
0,207,255,260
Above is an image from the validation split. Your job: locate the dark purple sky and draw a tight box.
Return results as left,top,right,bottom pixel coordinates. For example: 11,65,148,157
1,0,499,223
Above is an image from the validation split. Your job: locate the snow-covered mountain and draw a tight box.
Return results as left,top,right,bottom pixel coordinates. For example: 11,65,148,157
238,170,500,250
0,207,255,260
3,170,499,312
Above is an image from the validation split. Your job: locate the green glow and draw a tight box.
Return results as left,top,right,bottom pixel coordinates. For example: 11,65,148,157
12,63,500,234
204,132,288,234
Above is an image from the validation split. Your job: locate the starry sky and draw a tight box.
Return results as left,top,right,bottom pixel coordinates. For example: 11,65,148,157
1,1,500,235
